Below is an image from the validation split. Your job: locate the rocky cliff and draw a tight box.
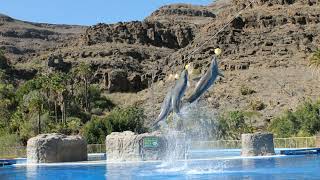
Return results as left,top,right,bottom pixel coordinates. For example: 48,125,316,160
0,0,319,128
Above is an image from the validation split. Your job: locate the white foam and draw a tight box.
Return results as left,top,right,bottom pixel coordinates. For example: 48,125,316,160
14,154,292,168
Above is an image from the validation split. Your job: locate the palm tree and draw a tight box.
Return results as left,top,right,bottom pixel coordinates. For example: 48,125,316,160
24,90,45,134
73,63,92,112
49,73,69,125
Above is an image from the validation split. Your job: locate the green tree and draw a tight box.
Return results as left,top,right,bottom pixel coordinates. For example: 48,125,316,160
107,107,147,133
48,73,69,125
268,100,320,137
268,112,296,138
217,111,253,140
82,116,113,144
0,83,16,127
72,63,92,112
23,90,45,134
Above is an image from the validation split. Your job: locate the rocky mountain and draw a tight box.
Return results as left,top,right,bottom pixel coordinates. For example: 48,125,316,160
0,0,319,129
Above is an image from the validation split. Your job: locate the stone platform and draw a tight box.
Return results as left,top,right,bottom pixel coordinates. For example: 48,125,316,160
241,132,275,156
105,131,186,162
27,133,87,163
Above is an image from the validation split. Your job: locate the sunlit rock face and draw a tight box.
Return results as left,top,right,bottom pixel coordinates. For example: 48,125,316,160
27,133,87,163
241,132,275,156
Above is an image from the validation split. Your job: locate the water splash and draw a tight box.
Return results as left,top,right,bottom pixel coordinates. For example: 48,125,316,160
157,101,220,171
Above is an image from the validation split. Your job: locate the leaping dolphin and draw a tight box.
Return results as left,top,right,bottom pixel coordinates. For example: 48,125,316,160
153,68,189,127
153,88,173,127
187,56,223,104
172,69,188,114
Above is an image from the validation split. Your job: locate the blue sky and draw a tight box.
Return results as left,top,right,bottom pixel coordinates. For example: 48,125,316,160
0,0,213,25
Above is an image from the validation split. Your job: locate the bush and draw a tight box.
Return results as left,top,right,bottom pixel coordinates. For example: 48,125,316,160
107,107,148,134
0,131,21,147
268,100,320,137
81,116,113,144
66,117,82,134
93,97,115,111
217,111,254,140
268,112,296,138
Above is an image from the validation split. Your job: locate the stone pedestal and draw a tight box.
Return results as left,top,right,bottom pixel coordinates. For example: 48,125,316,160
241,132,275,156
316,133,320,148
27,133,87,163
105,131,186,162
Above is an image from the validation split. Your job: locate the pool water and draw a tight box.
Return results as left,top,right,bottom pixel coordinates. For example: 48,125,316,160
1,150,320,180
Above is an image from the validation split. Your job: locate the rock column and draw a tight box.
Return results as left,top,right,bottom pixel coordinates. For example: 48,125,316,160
241,132,275,156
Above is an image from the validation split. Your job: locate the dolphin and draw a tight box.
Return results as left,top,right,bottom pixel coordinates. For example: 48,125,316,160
187,56,223,104
171,69,188,114
153,88,173,127
152,69,189,128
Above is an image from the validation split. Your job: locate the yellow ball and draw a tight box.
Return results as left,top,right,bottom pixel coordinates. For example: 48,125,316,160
214,48,222,55
185,64,190,70
174,73,179,79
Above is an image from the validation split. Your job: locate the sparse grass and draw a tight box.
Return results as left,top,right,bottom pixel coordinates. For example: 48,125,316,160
104,92,147,107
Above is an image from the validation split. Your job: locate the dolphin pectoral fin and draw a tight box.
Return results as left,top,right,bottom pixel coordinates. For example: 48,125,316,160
192,76,202,82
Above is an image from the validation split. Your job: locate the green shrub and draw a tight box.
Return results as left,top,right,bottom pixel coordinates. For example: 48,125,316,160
81,116,113,144
268,112,296,138
268,100,320,137
93,97,115,111
19,121,36,145
0,131,21,147
66,117,82,134
107,107,148,134
217,111,254,140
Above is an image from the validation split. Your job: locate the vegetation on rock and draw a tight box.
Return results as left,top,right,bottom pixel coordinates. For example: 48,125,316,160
309,49,320,69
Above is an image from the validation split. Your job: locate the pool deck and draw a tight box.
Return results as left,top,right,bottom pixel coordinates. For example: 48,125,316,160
0,159,16,166
280,148,320,155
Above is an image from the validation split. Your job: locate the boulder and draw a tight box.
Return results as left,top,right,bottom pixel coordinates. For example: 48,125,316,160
107,69,129,92
106,131,186,162
27,133,87,163
316,133,320,148
47,54,72,73
241,132,275,156
128,73,143,92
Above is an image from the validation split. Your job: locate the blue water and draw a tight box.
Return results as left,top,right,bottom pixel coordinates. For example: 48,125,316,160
1,149,320,180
